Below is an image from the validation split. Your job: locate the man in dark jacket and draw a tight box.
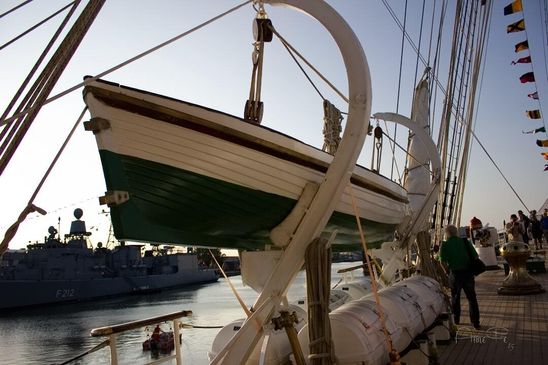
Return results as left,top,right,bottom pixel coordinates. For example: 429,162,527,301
518,210,531,244
439,224,481,329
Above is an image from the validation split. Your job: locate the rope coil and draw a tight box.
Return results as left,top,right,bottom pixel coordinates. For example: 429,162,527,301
322,100,343,155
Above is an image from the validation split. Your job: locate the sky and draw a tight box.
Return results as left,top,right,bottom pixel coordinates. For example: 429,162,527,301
0,0,546,250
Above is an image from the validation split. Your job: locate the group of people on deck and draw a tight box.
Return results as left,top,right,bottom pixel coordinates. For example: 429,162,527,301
437,209,548,331
506,208,548,250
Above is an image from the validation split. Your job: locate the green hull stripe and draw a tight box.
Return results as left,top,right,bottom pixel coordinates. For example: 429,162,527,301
99,150,396,250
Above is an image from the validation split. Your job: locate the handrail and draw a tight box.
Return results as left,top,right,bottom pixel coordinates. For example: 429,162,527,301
90,310,192,337
58,339,110,365
337,263,365,273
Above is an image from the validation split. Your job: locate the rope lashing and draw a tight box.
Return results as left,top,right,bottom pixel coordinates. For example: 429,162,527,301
347,186,401,364
0,203,46,257
322,100,342,155
305,236,336,364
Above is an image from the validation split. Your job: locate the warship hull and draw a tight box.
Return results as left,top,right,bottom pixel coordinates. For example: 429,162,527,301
0,269,218,310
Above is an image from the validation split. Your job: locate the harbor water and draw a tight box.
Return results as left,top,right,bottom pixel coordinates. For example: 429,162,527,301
0,262,362,364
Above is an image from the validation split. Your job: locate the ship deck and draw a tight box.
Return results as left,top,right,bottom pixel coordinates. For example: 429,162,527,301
438,250,548,365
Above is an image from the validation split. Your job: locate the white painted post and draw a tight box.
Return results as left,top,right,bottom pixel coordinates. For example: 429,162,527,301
109,334,118,365
173,319,182,365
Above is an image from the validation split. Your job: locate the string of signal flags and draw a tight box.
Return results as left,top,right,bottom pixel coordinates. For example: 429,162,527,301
504,0,548,171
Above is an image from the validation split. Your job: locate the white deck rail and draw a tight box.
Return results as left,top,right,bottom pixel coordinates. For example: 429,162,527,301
90,309,192,365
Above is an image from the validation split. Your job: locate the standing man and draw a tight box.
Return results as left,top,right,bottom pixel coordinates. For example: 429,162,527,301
152,325,162,342
518,210,531,244
541,209,548,247
506,214,523,242
530,211,543,250
439,225,481,329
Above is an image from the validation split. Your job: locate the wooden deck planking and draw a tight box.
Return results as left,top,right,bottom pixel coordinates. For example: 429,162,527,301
438,256,548,365
479,277,504,365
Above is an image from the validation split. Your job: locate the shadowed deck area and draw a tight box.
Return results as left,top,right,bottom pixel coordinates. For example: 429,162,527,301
438,254,548,365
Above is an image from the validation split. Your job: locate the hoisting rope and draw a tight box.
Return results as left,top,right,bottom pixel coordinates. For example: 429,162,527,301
0,0,33,19
276,27,343,155
0,0,98,176
391,0,408,181
431,0,466,228
454,2,494,225
276,31,324,101
383,0,475,147
437,0,480,228
381,0,447,104
268,23,346,155
381,119,403,185
406,1,427,178
412,0,427,91
0,107,87,257
347,186,400,364
0,0,81,142
427,0,444,136
381,1,517,232
441,1,530,227
208,249,252,318
244,2,270,124
0,0,78,135
375,122,435,178
0,0,80,178
268,24,349,104
0,1,77,52
0,0,253,129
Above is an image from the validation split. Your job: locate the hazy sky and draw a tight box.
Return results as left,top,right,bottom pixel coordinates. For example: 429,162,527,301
1,0,546,249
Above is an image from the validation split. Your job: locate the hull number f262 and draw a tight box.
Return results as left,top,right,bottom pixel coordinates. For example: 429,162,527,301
55,289,75,298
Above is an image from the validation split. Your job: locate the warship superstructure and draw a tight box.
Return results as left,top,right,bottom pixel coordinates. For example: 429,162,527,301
0,209,218,310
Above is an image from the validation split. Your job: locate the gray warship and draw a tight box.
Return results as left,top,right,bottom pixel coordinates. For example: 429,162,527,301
0,209,218,310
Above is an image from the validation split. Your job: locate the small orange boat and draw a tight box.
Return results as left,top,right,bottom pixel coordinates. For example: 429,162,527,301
142,331,178,353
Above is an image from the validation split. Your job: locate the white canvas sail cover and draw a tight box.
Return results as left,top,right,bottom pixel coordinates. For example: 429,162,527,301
404,77,431,222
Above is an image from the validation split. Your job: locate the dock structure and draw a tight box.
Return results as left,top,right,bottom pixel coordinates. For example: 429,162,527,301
439,254,548,365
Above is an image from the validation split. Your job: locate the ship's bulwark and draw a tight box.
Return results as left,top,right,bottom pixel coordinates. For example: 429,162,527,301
100,150,397,251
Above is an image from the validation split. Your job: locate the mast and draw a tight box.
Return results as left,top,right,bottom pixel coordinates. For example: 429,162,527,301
434,0,492,232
